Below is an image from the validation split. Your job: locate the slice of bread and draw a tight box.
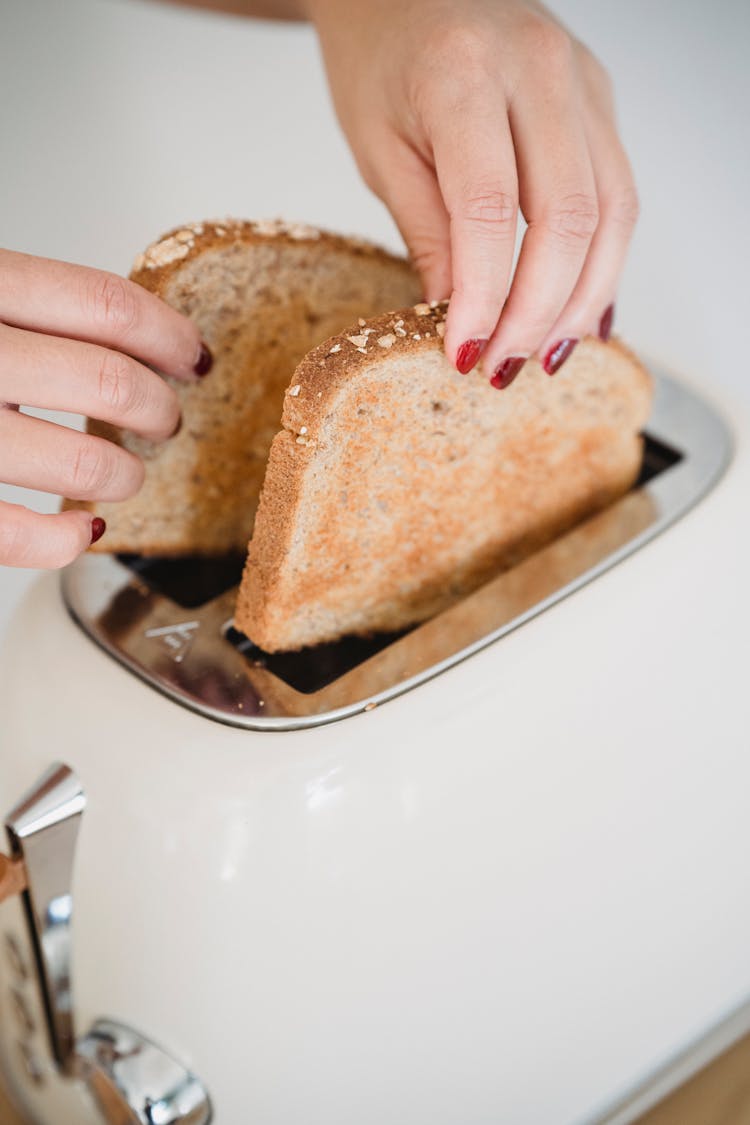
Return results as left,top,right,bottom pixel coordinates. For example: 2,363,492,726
65,219,421,553
235,302,652,652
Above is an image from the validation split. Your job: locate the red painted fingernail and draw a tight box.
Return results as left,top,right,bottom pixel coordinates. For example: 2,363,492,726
599,303,615,342
543,338,578,375
455,338,487,375
490,356,526,390
90,517,106,545
194,343,213,376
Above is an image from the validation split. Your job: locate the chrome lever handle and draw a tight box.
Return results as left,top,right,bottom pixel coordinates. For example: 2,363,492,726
77,1021,212,1125
4,762,84,1070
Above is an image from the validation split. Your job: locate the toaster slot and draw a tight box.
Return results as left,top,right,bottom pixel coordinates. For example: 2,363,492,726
115,551,247,608
225,625,410,695
634,433,681,486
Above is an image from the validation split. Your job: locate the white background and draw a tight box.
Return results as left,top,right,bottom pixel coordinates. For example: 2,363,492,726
0,0,748,638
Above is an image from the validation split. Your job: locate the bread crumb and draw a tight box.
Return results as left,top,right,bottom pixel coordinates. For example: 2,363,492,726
288,385,301,397
174,229,194,244
132,252,146,272
414,303,431,316
329,344,341,354
436,322,446,338
347,334,369,348
143,235,191,269
356,346,367,354
286,221,321,240
377,333,396,348
299,426,308,435
412,333,421,340
358,317,367,327
364,702,377,712
394,326,407,337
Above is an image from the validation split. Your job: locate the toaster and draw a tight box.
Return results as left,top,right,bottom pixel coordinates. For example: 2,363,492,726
0,364,746,1125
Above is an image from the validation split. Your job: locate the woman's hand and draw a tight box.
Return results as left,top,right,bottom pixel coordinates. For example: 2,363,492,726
0,250,211,568
305,0,638,386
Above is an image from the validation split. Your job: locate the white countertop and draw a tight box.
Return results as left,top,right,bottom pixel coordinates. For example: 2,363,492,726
0,1,748,1119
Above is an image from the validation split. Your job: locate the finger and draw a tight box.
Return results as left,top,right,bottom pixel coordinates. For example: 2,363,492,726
0,250,208,380
484,63,599,379
0,500,102,569
373,136,452,303
0,323,181,441
429,99,519,373
537,99,639,352
0,410,144,502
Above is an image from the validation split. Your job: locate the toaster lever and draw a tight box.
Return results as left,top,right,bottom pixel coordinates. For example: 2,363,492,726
4,762,85,1070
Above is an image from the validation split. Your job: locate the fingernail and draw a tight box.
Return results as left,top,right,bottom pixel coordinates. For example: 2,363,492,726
90,517,106,545
455,338,487,375
543,338,578,375
490,356,526,390
599,303,615,342
194,343,213,377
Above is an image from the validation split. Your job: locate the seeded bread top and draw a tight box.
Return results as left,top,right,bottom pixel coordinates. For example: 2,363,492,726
279,300,644,443
130,217,411,296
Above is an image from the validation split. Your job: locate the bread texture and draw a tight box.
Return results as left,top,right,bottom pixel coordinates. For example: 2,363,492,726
235,302,653,652
65,219,421,553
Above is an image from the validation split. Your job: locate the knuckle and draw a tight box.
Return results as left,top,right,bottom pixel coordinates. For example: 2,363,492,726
69,439,114,497
97,351,143,416
85,272,139,336
458,189,518,233
543,192,600,245
524,16,573,65
423,20,492,74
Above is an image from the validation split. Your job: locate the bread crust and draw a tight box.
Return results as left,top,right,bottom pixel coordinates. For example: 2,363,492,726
128,217,413,300
236,302,653,651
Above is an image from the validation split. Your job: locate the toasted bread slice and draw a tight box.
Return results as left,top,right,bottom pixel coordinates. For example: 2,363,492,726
65,219,420,553
235,302,652,652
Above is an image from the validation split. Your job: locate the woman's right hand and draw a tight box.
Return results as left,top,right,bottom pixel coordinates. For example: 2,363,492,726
0,249,211,569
